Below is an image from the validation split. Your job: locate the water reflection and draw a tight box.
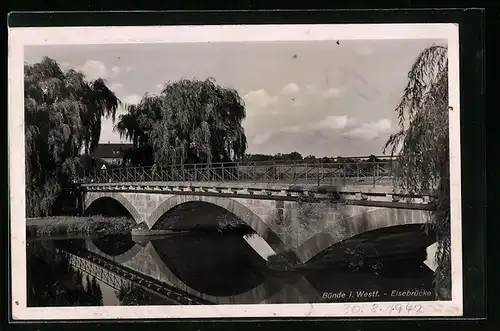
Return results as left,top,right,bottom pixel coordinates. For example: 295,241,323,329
91,234,136,256
27,240,103,307
151,232,267,296
27,229,436,307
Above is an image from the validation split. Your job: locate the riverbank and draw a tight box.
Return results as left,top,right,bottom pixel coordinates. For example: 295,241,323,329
26,216,136,238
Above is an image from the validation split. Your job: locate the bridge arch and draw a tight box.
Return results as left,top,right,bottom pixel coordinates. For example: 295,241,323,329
147,195,288,254
294,207,432,263
85,238,143,264
146,242,283,304
84,192,142,224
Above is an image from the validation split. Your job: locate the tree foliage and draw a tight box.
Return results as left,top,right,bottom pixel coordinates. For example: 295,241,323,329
245,153,383,164
116,78,247,166
25,57,119,217
384,45,451,299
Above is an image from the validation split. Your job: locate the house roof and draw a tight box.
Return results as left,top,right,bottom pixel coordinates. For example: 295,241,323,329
92,143,134,159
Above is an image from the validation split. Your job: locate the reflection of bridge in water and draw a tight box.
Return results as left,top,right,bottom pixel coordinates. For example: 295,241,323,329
82,237,322,304
59,247,213,305
77,234,435,305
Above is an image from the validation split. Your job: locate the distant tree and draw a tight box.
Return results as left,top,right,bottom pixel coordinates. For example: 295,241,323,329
273,153,283,161
24,57,120,217
363,155,381,173
384,45,450,299
246,154,273,162
116,78,247,166
304,155,316,161
287,152,303,161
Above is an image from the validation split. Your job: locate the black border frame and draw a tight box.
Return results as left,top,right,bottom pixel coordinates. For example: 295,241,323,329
5,8,487,330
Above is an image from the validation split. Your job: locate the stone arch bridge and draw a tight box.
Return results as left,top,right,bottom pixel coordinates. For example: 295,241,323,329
82,181,434,263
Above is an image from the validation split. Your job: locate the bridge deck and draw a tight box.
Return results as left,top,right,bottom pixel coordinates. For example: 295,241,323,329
82,180,395,193
83,180,434,211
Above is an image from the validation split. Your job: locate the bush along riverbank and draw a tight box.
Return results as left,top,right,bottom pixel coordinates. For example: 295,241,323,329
216,221,255,236
26,216,136,238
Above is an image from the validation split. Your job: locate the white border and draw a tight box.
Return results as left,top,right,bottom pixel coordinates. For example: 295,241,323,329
8,23,462,320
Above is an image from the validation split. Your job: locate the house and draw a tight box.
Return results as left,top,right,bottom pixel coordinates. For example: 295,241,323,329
92,143,134,166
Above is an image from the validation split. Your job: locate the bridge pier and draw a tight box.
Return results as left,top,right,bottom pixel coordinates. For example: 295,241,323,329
79,189,86,216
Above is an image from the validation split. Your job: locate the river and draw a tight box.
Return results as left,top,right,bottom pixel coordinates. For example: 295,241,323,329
26,228,437,307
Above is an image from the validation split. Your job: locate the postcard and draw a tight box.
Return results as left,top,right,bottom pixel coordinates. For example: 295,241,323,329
8,22,462,319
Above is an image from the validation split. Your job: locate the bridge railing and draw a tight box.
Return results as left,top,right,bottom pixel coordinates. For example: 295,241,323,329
79,156,398,187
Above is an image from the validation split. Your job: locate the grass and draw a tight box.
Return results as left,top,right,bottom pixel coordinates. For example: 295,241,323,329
26,216,136,238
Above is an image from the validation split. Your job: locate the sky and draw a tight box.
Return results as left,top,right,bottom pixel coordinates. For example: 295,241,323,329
25,38,446,157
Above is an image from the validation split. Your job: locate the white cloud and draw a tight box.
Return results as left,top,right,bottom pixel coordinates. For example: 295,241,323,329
106,65,134,75
343,118,392,140
122,94,142,105
252,132,273,145
75,60,108,81
372,118,392,131
109,83,124,92
309,115,350,130
303,85,342,99
60,62,71,69
282,82,300,95
243,89,279,114
156,83,164,90
322,87,341,98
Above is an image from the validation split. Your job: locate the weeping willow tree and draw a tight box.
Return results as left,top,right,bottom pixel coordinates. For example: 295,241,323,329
116,78,247,166
384,45,450,299
25,57,119,217
114,93,162,166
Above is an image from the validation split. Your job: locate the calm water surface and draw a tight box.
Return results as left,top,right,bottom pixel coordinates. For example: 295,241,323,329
27,230,436,307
